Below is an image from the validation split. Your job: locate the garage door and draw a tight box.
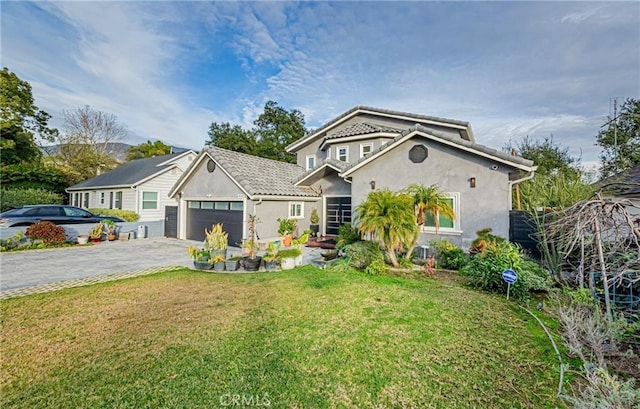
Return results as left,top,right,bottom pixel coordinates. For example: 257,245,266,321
187,201,244,246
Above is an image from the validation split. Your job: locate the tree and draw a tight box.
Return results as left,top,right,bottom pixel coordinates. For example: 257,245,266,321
354,189,418,268
205,101,307,163
54,105,128,180
126,140,172,161
207,122,256,155
505,135,592,211
0,67,58,165
253,101,306,163
596,98,640,179
405,183,455,234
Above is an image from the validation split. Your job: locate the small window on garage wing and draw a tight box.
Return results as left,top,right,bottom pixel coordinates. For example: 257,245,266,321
201,201,214,209
230,202,244,211
188,201,201,209
289,202,304,219
214,201,230,210
142,192,158,210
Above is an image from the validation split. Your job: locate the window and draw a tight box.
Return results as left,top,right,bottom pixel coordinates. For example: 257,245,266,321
188,201,200,209
230,202,244,211
109,192,114,208
338,146,348,162
142,192,158,210
214,201,230,210
114,191,122,209
306,155,316,170
100,192,105,204
83,193,89,208
289,202,304,219
73,193,79,206
360,143,373,158
422,193,460,233
201,201,214,209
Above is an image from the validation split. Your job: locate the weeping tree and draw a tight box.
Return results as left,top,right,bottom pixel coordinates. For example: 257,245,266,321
355,189,418,268
405,183,455,233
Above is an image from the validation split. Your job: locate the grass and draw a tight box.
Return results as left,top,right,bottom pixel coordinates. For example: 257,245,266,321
1,267,564,408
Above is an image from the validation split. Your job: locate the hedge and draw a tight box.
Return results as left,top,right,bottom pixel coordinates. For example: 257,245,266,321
87,208,139,222
0,188,63,212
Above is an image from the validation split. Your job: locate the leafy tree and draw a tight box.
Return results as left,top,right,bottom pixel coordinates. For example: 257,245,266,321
354,189,418,268
596,98,640,179
0,67,58,165
126,140,172,161
207,122,256,155
405,183,455,233
205,101,306,163
505,135,591,211
53,105,128,180
253,101,306,163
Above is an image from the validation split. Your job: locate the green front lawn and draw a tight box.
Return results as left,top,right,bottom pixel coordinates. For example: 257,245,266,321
1,267,563,408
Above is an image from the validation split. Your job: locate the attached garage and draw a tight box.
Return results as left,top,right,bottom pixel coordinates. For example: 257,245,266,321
186,201,244,246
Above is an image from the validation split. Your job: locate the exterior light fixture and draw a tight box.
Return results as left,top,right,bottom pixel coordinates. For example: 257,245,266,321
370,180,376,190
469,177,476,188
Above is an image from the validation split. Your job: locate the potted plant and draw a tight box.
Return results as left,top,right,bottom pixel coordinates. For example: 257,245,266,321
77,234,89,245
188,246,212,270
242,214,262,271
211,255,226,271
103,220,118,241
292,232,309,266
224,255,241,271
263,241,280,271
277,248,301,270
309,208,320,237
277,218,296,247
204,223,228,260
89,223,104,243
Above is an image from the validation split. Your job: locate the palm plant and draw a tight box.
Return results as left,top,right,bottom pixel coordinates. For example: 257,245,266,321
355,189,418,268
406,183,455,234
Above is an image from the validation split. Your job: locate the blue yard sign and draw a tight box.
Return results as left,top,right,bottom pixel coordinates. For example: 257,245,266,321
502,269,518,300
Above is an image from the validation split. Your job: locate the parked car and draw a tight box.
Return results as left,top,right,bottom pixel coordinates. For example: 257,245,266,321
0,205,125,227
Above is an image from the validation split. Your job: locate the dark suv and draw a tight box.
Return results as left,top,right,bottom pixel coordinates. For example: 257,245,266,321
0,205,125,227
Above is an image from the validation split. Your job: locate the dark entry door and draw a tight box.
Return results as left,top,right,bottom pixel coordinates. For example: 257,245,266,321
326,196,352,235
164,206,178,238
186,201,244,246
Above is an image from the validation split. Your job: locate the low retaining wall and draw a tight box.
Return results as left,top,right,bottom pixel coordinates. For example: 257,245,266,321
0,220,164,240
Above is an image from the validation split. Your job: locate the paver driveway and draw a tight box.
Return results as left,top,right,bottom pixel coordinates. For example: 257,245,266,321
0,237,202,292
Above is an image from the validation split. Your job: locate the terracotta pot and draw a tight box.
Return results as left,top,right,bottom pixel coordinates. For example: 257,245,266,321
90,237,102,243
282,234,293,247
107,234,117,241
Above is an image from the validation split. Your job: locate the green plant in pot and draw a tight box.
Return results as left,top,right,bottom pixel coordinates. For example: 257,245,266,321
204,223,228,259
103,220,118,241
277,218,296,247
242,214,262,271
89,223,104,242
309,208,320,237
277,247,301,270
188,245,212,270
263,241,280,271
225,255,241,271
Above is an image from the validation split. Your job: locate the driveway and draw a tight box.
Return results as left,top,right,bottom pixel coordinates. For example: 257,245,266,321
0,237,207,292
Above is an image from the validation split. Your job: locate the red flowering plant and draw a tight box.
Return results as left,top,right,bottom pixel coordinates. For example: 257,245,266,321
25,221,66,245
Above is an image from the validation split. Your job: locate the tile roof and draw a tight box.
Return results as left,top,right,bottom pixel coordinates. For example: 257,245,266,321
325,122,402,140
287,105,472,152
341,125,534,176
204,146,319,197
294,158,351,185
67,152,190,190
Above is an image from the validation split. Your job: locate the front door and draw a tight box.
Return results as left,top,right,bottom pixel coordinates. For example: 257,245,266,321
325,196,352,235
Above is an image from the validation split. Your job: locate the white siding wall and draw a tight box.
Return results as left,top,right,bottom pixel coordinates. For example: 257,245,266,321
136,168,182,221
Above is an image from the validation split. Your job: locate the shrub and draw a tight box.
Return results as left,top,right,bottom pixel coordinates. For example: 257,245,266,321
25,221,66,245
519,259,551,292
344,241,384,270
431,239,468,270
469,227,506,254
336,223,361,250
365,258,387,275
87,208,139,222
461,240,529,300
0,188,63,212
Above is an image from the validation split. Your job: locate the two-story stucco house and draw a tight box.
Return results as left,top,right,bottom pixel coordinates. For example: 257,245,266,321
169,106,536,248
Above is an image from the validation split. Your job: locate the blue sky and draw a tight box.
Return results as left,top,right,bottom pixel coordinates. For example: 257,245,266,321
2,1,639,169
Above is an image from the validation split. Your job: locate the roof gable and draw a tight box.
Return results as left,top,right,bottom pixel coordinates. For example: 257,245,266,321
286,106,474,153
340,125,535,177
67,151,195,190
170,146,319,199
598,164,640,196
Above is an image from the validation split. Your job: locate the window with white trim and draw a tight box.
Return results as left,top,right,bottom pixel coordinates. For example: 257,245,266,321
421,192,461,233
100,192,105,204
360,142,373,158
306,155,316,170
83,193,89,208
142,191,158,210
114,191,122,209
337,146,348,162
289,202,304,219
